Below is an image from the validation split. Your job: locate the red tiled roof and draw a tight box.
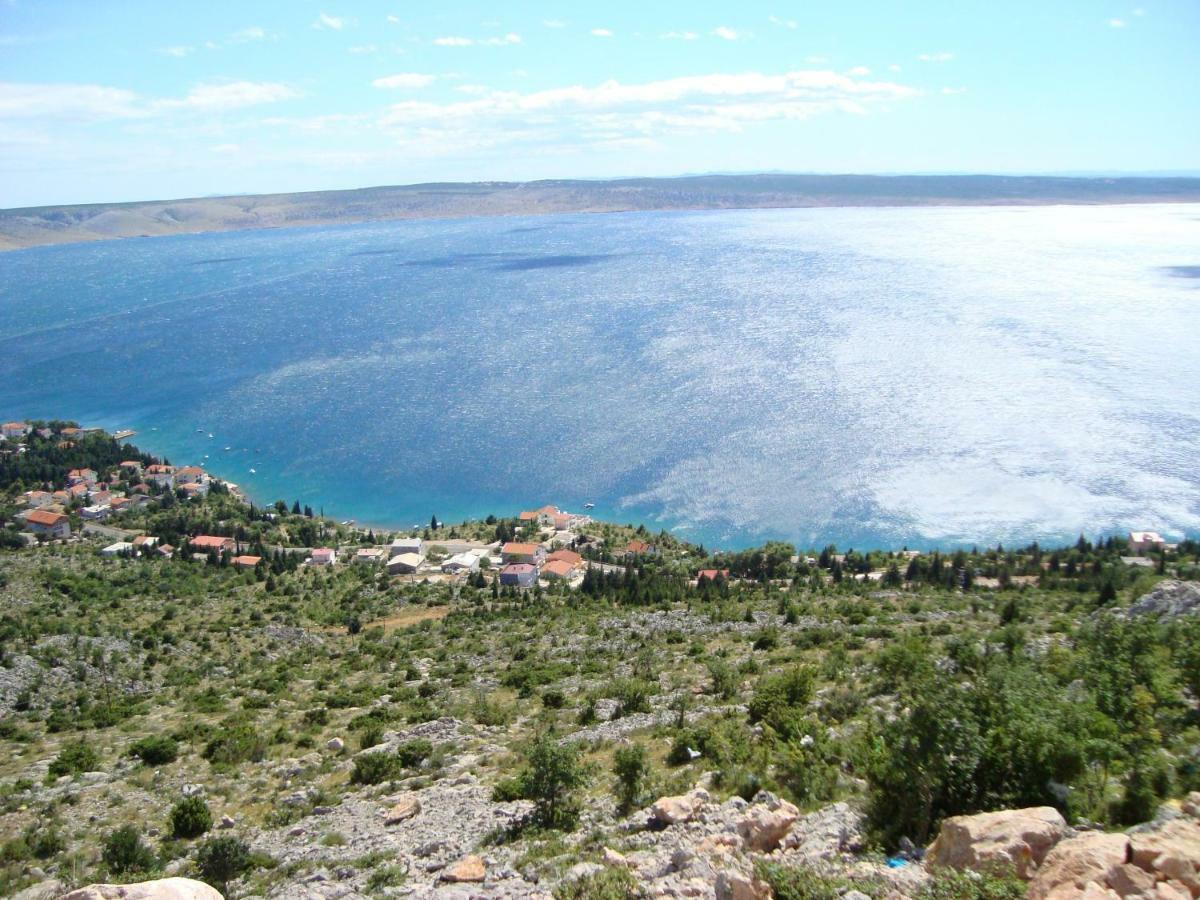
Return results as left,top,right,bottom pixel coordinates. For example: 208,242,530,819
27,509,67,526
542,560,575,578
697,569,729,581
190,535,232,550
502,542,539,555
233,555,261,567
546,550,582,566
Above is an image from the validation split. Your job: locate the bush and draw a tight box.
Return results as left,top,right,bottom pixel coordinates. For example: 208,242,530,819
505,733,589,831
542,688,567,709
169,795,213,839
359,724,384,750
553,866,641,899
613,743,651,813
609,678,654,718
196,836,251,893
202,724,266,766
706,658,738,699
102,825,155,875
130,735,179,766
917,869,1027,900
747,666,814,739
396,738,433,769
47,741,99,778
351,751,402,785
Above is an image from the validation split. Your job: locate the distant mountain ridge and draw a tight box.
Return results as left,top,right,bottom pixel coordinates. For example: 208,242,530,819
3,173,1199,252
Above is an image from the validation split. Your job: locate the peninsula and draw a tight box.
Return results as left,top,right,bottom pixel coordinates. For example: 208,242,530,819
3,173,1200,252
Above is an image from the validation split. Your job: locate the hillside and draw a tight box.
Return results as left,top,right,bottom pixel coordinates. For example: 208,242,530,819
1,424,1199,897
3,174,1200,252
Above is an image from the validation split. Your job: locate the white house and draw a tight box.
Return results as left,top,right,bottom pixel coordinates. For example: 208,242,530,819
100,542,134,558
354,547,387,565
388,552,424,575
389,537,424,559
309,548,337,566
20,490,54,508
441,551,481,574
80,505,111,521
1128,531,1166,554
1,422,28,440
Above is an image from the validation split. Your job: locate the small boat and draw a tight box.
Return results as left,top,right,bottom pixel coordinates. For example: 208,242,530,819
249,468,256,474
584,502,595,509
208,433,214,438
196,428,204,433
224,446,232,451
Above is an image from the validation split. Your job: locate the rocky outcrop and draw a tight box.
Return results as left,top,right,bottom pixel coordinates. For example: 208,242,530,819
650,789,711,827
1027,832,1130,899
1126,581,1200,620
1129,816,1200,895
736,794,799,852
57,879,223,900
927,806,1071,879
440,854,486,883
383,794,421,825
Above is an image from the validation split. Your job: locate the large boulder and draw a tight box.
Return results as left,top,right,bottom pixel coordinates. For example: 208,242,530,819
927,807,1071,879
737,794,800,852
1027,832,1130,900
383,794,421,825
440,855,486,883
1129,817,1200,895
714,870,772,900
650,789,710,827
58,879,223,900
1126,581,1200,620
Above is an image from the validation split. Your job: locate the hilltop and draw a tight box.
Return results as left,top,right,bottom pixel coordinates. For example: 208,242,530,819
1,423,1199,898
3,173,1200,252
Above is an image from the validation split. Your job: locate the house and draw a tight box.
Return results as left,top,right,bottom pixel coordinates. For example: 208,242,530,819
190,535,236,554
109,497,132,513
178,481,209,499
174,466,205,485
624,540,657,558
144,464,177,488
51,490,72,505
118,460,143,475
100,541,134,558
518,510,539,523
387,552,424,575
697,569,730,584
354,547,387,565
552,513,571,532
24,509,70,539
67,468,98,486
541,560,577,581
441,551,481,574
499,563,538,588
156,543,175,559
132,535,159,549
59,427,81,438
68,483,89,500
309,548,336,566
546,549,582,569
233,555,262,570
1128,531,1166,555
1,422,28,439
88,491,113,508
20,490,54,508
502,542,545,566
80,505,111,521
129,482,150,495
389,537,424,559
535,505,560,526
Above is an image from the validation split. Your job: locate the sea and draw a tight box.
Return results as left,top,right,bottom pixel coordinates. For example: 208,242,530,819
1,203,1198,551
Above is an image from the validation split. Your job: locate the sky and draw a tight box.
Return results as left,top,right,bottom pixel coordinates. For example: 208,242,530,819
1,1,1198,207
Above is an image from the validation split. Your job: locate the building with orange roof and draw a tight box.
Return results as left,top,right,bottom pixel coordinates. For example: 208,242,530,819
190,535,235,554
2,422,28,439
546,549,582,568
233,555,262,570
24,509,70,539
502,542,545,565
541,559,576,581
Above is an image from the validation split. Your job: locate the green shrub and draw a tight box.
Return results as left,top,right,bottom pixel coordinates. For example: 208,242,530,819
553,865,641,899
169,795,213,839
351,751,402,785
195,836,251,893
541,688,567,709
755,861,848,900
396,738,433,769
102,825,155,875
917,868,1027,900
47,741,99,779
359,724,384,750
202,724,266,766
747,666,814,739
613,743,651,814
501,733,588,830
609,678,653,718
130,735,179,766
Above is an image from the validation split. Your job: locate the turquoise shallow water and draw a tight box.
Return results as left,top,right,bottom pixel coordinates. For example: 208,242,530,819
1,204,1198,550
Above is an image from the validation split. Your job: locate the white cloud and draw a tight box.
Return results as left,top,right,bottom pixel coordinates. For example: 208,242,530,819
1133,7,1145,14
434,36,474,46
349,44,377,54
313,13,344,31
806,55,827,64
847,66,871,76
483,33,521,45
1108,17,1127,27
941,86,968,95
768,15,798,29
713,26,740,40
888,64,902,72
0,82,144,121
590,28,613,38
160,81,299,111
917,51,954,62
229,26,266,42
386,15,400,24
543,19,567,28
457,84,490,95
158,46,193,58
662,31,699,40
372,72,436,89
211,143,240,153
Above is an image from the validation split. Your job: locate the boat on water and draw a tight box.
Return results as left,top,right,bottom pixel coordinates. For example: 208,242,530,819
249,468,256,474
584,502,595,509
224,446,232,451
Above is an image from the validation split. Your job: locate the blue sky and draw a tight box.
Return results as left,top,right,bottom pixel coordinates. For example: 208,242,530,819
1,1,1197,207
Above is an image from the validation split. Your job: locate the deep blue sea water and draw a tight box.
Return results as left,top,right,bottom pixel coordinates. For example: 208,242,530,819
1,204,1198,550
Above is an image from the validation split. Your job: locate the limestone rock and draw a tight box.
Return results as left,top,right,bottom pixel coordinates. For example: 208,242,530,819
12,880,64,900
714,870,772,900
1028,832,1130,900
737,794,799,852
218,815,235,829
441,855,486,883
57,878,224,900
927,806,1071,879
650,790,709,827
601,847,629,868
1126,581,1200,620
326,737,344,752
383,794,421,825
1129,818,1200,895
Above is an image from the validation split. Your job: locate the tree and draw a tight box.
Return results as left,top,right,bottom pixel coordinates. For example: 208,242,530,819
169,795,213,839
519,733,588,830
613,743,651,814
196,836,251,894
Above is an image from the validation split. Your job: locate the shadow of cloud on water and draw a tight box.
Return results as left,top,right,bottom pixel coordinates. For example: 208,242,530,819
1162,265,1200,281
